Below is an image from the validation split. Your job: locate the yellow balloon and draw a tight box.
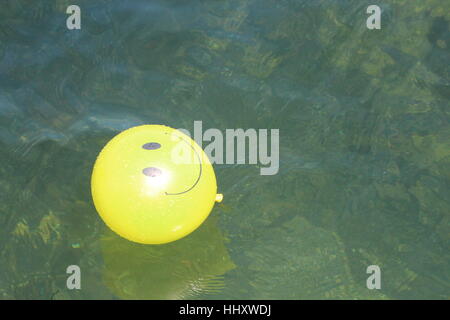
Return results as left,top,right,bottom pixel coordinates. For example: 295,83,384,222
91,124,223,244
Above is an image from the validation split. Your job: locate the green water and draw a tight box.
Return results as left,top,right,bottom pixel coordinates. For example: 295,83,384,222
0,0,449,299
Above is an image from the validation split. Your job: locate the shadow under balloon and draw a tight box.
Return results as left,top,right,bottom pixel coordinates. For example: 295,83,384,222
100,213,235,299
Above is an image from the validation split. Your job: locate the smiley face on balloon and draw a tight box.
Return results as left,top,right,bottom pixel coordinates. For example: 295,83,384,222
91,125,222,244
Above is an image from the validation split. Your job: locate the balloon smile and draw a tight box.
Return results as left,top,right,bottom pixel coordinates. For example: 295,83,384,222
142,134,203,196
165,135,202,196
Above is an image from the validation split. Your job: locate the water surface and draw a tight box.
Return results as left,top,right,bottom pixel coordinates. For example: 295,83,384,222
0,0,449,299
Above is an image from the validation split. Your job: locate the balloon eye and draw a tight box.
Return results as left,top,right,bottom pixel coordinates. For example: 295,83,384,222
143,167,162,177
142,142,161,150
